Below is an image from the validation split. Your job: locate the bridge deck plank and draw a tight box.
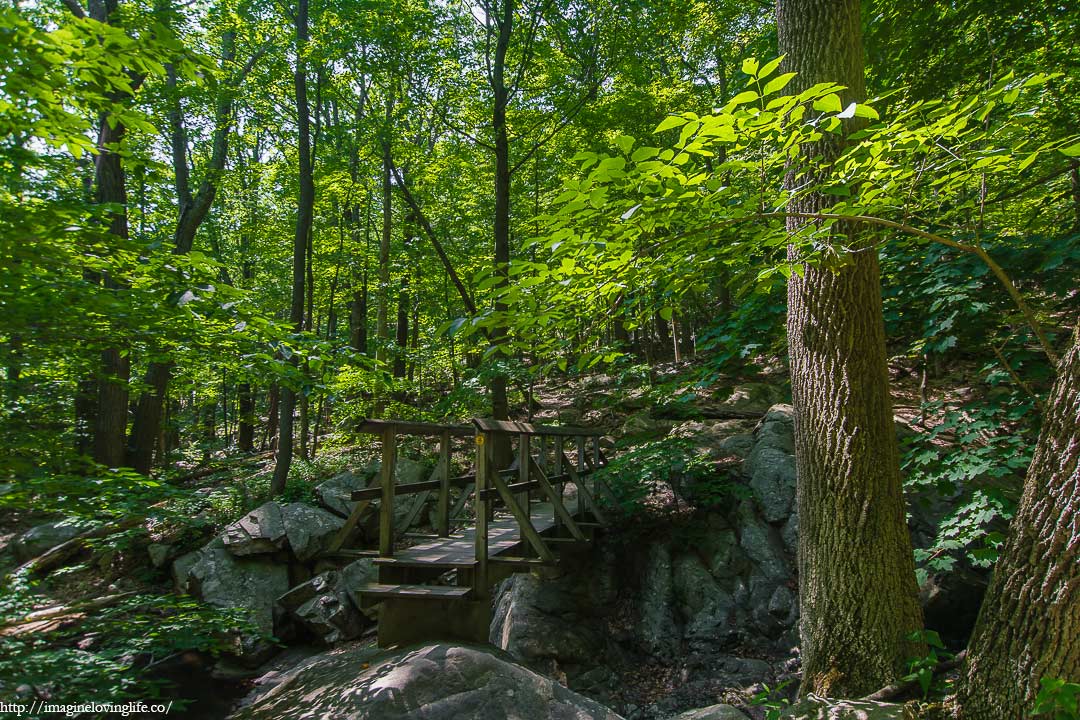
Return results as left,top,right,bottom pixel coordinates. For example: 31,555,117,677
372,503,562,568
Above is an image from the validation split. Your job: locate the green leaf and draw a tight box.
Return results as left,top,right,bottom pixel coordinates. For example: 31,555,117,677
659,306,673,321
729,90,759,107
741,57,760,77
631,146,660,162
757,56,785,81
615,134,635,154
813,94,843,113
655,115,689,133
1059,141,1080,157
763,72,797,96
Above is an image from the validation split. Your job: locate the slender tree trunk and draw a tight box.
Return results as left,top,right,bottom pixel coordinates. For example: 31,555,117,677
376,98,393,362
265,384,279,452
237,382,255,452
374,94,394,416
394,229,410,379
128,29,238,474
92,105,131,468
957,323,1079,719
778,0,923,697
489,0,515,466
272,0,313,495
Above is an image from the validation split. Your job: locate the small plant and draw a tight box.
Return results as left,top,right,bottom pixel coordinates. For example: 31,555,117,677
1032,677,1080,720
903,629,954,699
749,679,794,720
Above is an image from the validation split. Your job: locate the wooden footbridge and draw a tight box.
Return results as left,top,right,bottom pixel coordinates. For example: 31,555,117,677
333,417,617,647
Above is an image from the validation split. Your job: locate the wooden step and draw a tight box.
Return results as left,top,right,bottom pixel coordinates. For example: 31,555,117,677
320,549,380,559
358,583,472,600
373,556,477,569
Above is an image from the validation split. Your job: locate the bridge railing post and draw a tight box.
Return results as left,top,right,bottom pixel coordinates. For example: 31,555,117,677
474,429,490,597
576,435,589,520
437,429,451,537
517,432,531,551
379,426,397,557
553,437,564,515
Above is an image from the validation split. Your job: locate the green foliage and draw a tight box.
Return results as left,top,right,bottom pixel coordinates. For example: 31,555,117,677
0,573,257,707
749,680,794,720
1033,678,1080,720
902,630,954,699
0,465,182,522
596,436,742,513
904,393,1035,582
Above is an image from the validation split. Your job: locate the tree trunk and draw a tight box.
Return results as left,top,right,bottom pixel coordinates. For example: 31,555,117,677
92,112,131,468
272,0,313,495
127,29,238,474
489,0,514,466
778,0,923,697
957,323,1079,719
237,382,255,452
376,97,393,366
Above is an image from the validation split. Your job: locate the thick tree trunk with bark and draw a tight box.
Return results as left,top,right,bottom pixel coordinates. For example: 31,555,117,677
957,323,1080,719
272,0,313,495
778,0,923,697
92,102,131,468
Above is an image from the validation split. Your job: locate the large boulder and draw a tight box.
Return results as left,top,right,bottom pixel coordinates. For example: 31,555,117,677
671,705,750,720
743,405,797,523
919,565,989,650
670,419,759,461
716,383,786,416
12,518,96,562
314,470,370,518
340,557,379,617
637,542,681,660
222,503,287,556
672,553,736,648
229,643,624,720
737,503,791,582
783,699,911,719
490,572,605,672
183,538,290,663
277,571,367,644
280,502,344,562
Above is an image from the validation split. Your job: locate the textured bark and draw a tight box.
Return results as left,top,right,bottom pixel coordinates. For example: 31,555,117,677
237,382,255,453
958,323,1080,719
488,0,515,467
779,0,923,697
375,97,393,368
272,0,313,495
90,35,131,466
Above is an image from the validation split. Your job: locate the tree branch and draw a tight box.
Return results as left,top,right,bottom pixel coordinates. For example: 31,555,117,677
683,211,1061,366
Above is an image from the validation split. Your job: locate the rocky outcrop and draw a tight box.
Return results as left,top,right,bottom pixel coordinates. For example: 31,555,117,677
276,570,367,644
670,705,750,720
714,383,786,416
314,469,370,518
220,501,344,562
280,502,345,562
230,643,624,720
183,538,290,664
12,518,96,562
223,503,287,556
784,699,910,719
491,573,600,668
743,405,796,524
